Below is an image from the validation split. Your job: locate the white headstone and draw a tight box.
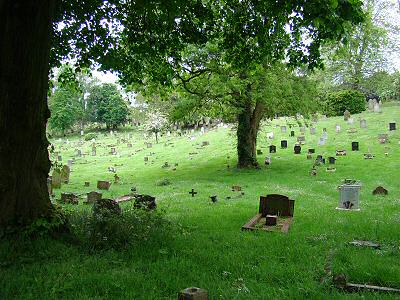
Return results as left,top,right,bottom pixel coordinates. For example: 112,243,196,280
373,102,380,113
347,118,354,125
336,124,341,133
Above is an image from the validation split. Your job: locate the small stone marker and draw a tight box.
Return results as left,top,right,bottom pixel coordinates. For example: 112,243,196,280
336,150,347,156
300,126,305,133
210,195,217,203
267,132,274,139
57,155,62,162
350,240,380,249
297,136,305,144
60,165,70,184
114,174,120,184
378,133,389,144
280,140,287,149
51,169,62,189
372,186,388,196
318,137,325,145
308,148,315,154
97,180,111,190
310,127,316,135
290,130,295,137
201,141,210,146
389,122,396,131
373,102,381,112
360,119,367,128
344,110,351,121
269,145,276,153
257,149,263,155
144,156,149,162
364,153,374,159
92,146,96,156
147,143,153,148
110,147,116,155
86,191,102,203
178,287,208,300
127,143,132,148
47,177,53,196
281,126,287,133
328,157,336,164
264,156,271,165
189,189,197,197
351,142,359,151
335,124,341,133
60,192,79,205
75,149,82,157
232,185,242,192
265,215,278,226
294,145,301,154
347,118,354,125
84,181,90,187
67,159,73,167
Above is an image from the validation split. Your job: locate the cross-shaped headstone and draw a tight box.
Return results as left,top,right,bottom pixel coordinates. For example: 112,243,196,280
189,189,197,197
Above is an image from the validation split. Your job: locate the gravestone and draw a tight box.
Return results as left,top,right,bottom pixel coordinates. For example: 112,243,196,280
51,169,62,189
67,159,73,168
294,145,301,154
360,119,367,128
310,127,316,135
290,130,295,137
210,195,217,203
328,157,336,164
133,194,156,210
97,180,111,190
60,192,79,205
259,194,295,218
344,110,351,121
47,177,53,196
86,191,102,203
352,142,359,151
264,156,271,165
232,185,242,192
84,181,90,187
114,174,120,184
110,147,116,155
202,141,210,146
336,150,347,156
269,145,276,153
297,136,305,144
389,122,396,131
336,124,341,133
75,149,82,157
127,143,132,148
93,198,121,217
92,146,96,156
300,126,305,133
60,165,70,184
337,180,361,210
57,155,62,162
147,143,153,148
144,156,149,162
372,186,388,196
322,131,328,140
189,189,197,197
267,132,274,139
347,118,354,125
373,102,380,112
307,154,312,160
281,140,287,149
178,287,208,300
368,99,375,111
378,134,389,144
308,148,315,154
281,126,287,133
318,137,326,145
257,149,263,155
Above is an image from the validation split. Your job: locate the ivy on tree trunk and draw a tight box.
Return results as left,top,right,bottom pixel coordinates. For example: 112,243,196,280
0,0,56,227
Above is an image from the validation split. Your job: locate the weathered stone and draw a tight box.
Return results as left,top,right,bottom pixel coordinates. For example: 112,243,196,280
60,192,79,205
133,194,156,209
93,198,121,216
60,165,70,184
372,186,388,196
87,191,102,203
178,287,208,300
97,180,111,190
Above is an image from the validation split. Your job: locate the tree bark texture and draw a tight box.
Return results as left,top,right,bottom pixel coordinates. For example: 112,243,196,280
0,1,55,226
236,99,264,168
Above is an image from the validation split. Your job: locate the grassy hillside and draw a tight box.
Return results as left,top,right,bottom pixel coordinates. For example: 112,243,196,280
1,104,399,299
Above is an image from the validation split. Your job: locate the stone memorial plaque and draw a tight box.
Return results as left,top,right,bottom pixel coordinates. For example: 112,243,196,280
281,126,287,133
97,180,111,190
269,145,276,153
389,122,396,131
294,145,301,154
281,140,287,149
351,142,359,151
360,119,367,128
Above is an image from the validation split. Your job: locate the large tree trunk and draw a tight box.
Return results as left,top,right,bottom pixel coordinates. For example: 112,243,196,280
0,1,56,227
236,99,264,168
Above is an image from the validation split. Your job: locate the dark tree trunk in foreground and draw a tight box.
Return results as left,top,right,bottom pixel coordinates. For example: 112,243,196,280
0,1,56,227
236,99,264,168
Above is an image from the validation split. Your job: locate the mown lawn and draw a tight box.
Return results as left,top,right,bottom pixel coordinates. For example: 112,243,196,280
1,104,399,299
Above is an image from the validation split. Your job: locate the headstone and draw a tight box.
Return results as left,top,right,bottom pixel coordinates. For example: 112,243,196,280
60,192,79,205
257,149,263,155
202,141,210,147
318,137,326,145
335,124,341,133
322,131,328,140
47,177,53,196
80,130,84,136
97,180,111,190
294,145,301,154
265,215,278,226
336,150,347,156
378,134,389,144
259,194,295,218
127,143,132,148
372,186,388,196
84,181,90,187
75,149,82,157
93,198,121,217
373,102,380,112
57,155,62,162
308,148,315,154
110,147,116,155
133,194,156,209
297,136,305,144
178,287,208,300
368,99,375,111
60,165,70,184
114,174,120,184
232,185,242,192
144,156,149,162
389,122,396,131
51,169,62,189
92,146,96,156
189,189,197,197
299,126,305,133
281,126,287,133
360,119,367,128
267,132,274,139
280,140,287,149
264,156,271,165
86,191,102,203
269,145,276,153
147,143,153,148
328,157,336,164
290,130,295,137
337,180,361,210
67,159,73,168
347,118,354,125
352,142,359,151
344,110,351,121
310,128,316,135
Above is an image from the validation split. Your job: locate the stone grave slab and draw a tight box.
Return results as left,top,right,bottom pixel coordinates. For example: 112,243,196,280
337,180,361,211
60,192,79,205
242,194,294,233
86,191,102,203
97,180,111,190
372,186,388,196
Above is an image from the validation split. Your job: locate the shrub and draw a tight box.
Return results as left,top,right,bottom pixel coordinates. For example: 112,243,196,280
84,132,97,141
68,206,173,251
323,90,365,116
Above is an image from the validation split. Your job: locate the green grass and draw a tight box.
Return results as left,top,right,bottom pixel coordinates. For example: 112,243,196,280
1,104,400,299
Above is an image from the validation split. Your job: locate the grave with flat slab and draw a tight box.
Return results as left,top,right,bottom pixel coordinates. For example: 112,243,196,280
242,194,295,233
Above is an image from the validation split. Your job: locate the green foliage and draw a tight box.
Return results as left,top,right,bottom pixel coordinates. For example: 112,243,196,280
156,178,171,186
48,87,82,134
323,90,366,116
87,83,129,129
69,207,173,251
84,132,97,141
